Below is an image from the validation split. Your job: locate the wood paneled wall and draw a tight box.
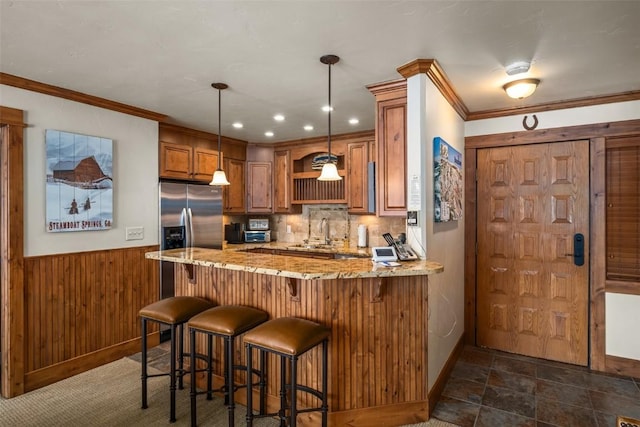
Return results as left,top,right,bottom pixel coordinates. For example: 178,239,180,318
175,265,429,422
22,245,159,391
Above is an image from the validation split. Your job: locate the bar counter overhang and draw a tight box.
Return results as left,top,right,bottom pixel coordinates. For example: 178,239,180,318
145,247,443,426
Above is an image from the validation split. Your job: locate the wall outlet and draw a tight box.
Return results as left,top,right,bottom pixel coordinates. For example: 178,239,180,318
286,224,292,234
125,226,144,241
407,211,418,226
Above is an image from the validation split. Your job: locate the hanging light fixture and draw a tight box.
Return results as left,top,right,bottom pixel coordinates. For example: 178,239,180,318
209,82,230,186
317,54,342,181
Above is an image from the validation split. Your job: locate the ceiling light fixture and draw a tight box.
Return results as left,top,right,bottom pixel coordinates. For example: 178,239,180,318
303,125,314,131
349,118,359,125
209,83,230,186
265,131,274,137
318,54,342,182
274,114,285,121
503,78,540,99
232,122,243,129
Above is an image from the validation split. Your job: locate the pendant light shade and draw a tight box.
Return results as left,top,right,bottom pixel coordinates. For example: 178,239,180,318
317,54,342,182
209,82,230,186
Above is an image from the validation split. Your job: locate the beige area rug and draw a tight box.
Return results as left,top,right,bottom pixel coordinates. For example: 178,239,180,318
0,357,458,427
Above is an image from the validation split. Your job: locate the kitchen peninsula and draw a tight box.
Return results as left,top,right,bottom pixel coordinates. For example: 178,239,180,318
145,245,443,426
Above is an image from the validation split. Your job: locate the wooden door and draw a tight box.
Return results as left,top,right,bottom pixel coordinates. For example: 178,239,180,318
273,150,292,213
477,140,589,365
347,141,370,213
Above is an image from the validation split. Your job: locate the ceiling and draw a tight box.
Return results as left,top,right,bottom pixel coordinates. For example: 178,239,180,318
1,1,639,143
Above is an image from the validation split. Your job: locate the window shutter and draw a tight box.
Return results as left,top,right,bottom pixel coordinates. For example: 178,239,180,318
606,137,640,281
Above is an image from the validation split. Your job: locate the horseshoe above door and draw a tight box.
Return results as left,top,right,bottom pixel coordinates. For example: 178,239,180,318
523,114,539,130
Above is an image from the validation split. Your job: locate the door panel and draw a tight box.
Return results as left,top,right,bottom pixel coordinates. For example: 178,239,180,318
477,141,589,365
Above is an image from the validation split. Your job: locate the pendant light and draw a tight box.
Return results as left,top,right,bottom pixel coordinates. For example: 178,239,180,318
209,82,230,186
317,54,342,181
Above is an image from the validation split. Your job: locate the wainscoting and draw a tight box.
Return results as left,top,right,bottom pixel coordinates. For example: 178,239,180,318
21,245,159,392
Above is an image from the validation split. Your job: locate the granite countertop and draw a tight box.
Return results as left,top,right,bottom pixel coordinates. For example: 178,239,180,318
145,243,444,280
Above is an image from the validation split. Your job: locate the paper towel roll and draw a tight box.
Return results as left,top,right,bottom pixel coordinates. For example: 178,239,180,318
357,224,367,248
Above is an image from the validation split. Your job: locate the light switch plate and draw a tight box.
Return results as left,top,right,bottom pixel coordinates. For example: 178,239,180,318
125,226,144,241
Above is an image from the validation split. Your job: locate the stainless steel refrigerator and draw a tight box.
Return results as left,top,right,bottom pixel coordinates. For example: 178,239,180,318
159,181,223,299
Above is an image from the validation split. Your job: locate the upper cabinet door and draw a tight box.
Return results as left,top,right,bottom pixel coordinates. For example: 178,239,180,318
273,149,301,213
247,161,272,213
160,142,192,180
369,80,407,216
223,158,246,213
192,147,220,182
347,141,371,214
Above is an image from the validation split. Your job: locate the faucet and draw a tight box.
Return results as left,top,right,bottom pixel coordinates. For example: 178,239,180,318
320,218,330,245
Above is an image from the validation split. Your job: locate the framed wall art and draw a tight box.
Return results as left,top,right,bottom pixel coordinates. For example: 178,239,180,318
45,129,113,232
433,137,462,222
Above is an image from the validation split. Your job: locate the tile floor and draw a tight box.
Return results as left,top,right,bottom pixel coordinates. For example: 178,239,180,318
133,342,640,427
431,346,640,427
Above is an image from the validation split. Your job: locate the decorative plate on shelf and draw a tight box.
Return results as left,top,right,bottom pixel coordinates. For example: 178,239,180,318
311,153,338,170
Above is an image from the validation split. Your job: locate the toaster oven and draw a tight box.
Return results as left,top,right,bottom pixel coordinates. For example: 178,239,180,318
244,230,271,243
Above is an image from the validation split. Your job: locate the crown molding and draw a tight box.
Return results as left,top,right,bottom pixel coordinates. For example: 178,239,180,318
0,73,167,122
396,59,469,120
466,90,640,121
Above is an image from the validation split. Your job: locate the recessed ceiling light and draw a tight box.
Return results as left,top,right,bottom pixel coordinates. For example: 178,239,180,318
322,105,333,112
274,114,285,121
264,131,274,137
303,125,314,131
348,118,359,125
232,122,243,129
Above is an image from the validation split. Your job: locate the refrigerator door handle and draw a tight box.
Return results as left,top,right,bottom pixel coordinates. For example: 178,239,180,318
181,208,191,247
187,208,195,248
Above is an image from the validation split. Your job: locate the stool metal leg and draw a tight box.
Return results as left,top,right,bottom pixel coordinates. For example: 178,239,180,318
290,355,298,427
141,317,148,409
190,328,197,427
169,324,177,423
178,323,185,390
279,356,287,427
226,336,235,426
246,344,254,427
259,349,267,415
321,339,328,427
206,334,213,400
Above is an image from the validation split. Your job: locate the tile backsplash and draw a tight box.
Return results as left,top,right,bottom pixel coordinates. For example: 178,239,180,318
270,204,405,249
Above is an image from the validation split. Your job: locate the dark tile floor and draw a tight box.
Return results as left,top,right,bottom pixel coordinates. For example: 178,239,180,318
432,346,640,427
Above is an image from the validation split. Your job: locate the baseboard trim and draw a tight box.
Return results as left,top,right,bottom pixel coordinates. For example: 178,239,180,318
24,332,159,392
328,401,429,427
427,333,465,414
605,354,640,379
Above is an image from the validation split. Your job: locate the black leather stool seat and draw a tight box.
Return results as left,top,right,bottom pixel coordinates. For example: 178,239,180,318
244,317,330,427
187,305,269,427
139,296,214,423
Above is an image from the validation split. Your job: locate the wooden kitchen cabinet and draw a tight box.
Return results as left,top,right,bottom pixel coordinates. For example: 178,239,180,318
160,141,220,182
347,141,372,214
223,157,245,213
273,149,300,213
247,161,272,213
368,80,407,216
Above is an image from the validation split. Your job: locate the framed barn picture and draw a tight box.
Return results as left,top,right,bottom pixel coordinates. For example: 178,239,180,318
45,130,113,232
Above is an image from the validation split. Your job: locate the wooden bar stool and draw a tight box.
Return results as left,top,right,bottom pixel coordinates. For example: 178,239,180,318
243,317,330,427
139,296,214,423
187,305,269,427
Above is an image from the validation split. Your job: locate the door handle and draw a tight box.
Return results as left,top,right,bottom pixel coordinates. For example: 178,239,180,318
573,233,584,266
